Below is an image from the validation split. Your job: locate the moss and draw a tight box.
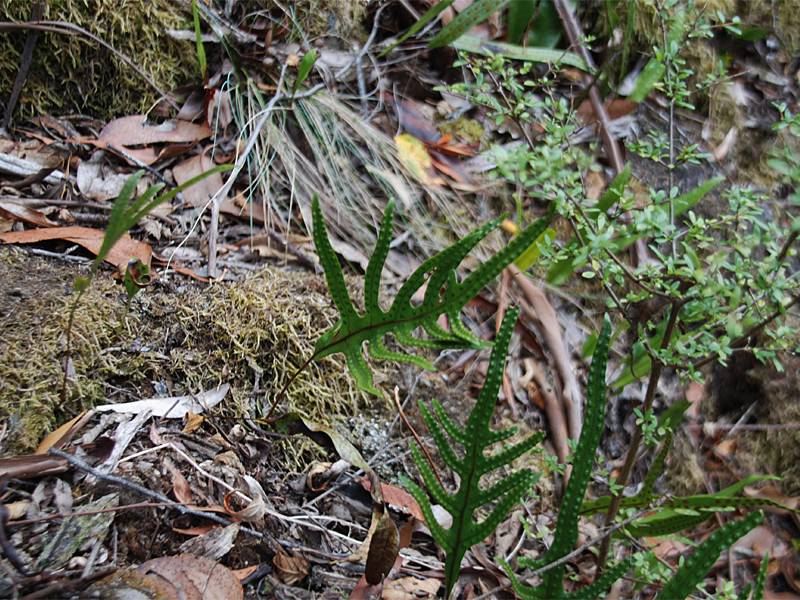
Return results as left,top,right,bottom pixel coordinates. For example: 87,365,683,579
737,355,800,495
0,248,381,455
0,0,196,119
738,0,800,54
438,117,485,145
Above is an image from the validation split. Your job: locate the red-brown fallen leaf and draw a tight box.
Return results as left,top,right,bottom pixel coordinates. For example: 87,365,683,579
358,478,425,522
220,194,267,224
172,524,217,536
100,115,211,147
231,565,259,582
164,460,194,505
0,202,57,228
0,225,151,269
173,153,225,207
577,98,638,123
135,554,243,600
365,512,399,585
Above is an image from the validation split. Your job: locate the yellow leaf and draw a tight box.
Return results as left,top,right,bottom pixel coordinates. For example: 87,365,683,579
395,133,440,186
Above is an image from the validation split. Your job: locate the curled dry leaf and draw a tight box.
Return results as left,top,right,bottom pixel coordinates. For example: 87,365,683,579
95,384,229,418
223,490,266,522
164,459,194,505
365,511,400,585
0,202,56,228
358,478,425,522
273,550,310,585
0,226,151,270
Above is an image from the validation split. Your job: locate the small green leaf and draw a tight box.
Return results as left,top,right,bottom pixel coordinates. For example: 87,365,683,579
192,0,207,80
629,58,664,103
123,258,152,301
293,48,318,93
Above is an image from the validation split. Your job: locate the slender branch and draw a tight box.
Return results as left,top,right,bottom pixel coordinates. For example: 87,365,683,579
552,0,624,174
596,299,683,570
393,387,444,488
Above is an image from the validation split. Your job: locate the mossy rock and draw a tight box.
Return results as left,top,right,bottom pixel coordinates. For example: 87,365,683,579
0,247,381,454
0,0,197,119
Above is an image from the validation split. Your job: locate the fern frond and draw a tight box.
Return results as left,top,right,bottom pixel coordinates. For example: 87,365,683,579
753,552,768,600
312,195,555,395
657,511,763,599
507,315,616,600
403,307,542,597
538,314,613,598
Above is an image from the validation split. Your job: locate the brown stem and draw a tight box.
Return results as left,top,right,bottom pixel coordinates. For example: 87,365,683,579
596,299,682,571
552,0,624,175
393,388,444,488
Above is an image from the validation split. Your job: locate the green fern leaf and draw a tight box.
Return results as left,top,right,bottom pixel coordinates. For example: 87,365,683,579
538,314,612,597
752,552,769,600
657,511,763,599
312,195,554,395
402,307,544,597
507,316,619,600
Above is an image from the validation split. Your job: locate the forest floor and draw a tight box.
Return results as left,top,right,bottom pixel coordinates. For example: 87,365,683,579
0,1,799,599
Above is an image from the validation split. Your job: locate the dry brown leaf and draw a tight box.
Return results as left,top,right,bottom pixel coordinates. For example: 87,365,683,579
172,153,225,207
584,170,607,201
137,554,243,600
509,264,583,440
0,225,151,269
222,490,266,522
0,202,57,228
231,565,259,582
100,115,211,147
182,412,204,435
220,194,267,224
381,576,440,599
172,524,217,536
577,98,637,123
35,411,90,454
178,523,240,561
164,459,194,505
273,550,309,585
365,512,400,585
5,500,31,520
358,478,425,523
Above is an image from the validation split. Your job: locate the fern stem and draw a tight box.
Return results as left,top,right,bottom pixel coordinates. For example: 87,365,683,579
596,298,683,571
393,388,444,488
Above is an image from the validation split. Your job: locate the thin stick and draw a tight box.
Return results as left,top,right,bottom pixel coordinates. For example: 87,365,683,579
393,387,445,488
48,448,271,542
